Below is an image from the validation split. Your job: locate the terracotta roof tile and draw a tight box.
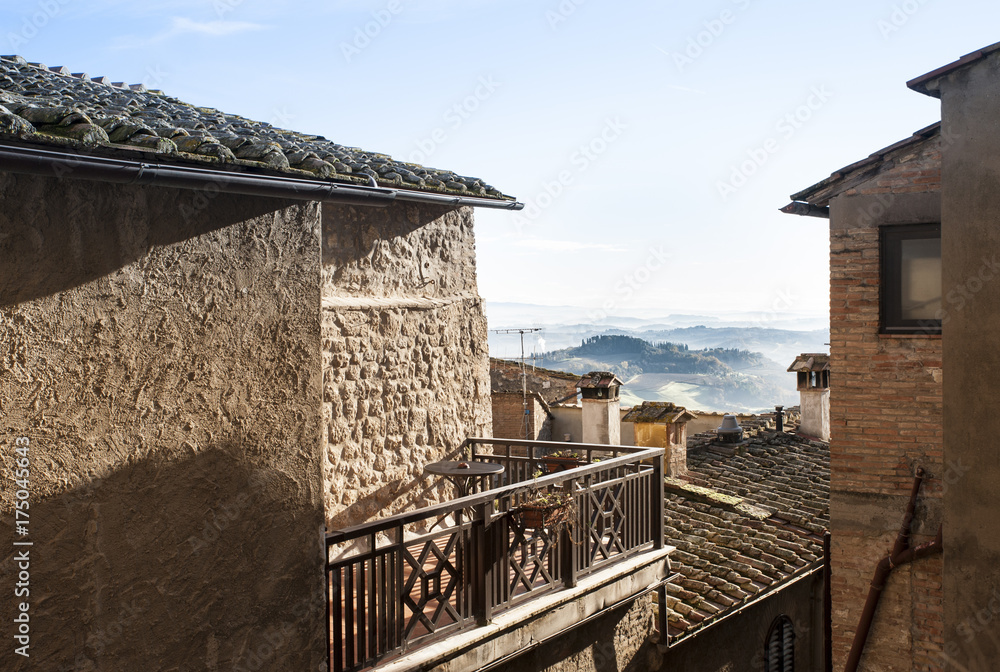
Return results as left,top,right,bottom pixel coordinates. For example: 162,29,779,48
0,55,514,201
662,417,829,644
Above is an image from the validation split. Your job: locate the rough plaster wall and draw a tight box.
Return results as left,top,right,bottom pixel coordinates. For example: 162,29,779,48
799,390,830,442
0,174,326,671
490,597,657,672
320,202,491,528
583,399,620,445
939,53,1000,671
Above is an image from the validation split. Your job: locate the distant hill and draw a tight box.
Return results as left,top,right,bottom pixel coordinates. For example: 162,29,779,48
536,334,798,413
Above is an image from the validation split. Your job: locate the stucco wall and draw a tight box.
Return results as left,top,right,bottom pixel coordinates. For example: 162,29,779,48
798,389,830,442
0,174,326,670
320,202,492,528
826,143,944,670
937,51,1000,670
582,399,620,445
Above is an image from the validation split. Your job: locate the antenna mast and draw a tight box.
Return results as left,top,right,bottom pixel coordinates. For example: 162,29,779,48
492,327,543,439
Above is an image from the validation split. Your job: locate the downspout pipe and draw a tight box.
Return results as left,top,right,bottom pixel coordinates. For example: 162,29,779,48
0,142,524,210
843,468,943,672
824,531,833,672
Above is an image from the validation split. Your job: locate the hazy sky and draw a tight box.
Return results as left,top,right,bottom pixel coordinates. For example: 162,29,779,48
3,0,996,321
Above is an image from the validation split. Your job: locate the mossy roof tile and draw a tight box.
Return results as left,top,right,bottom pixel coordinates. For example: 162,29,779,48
0,55,515,202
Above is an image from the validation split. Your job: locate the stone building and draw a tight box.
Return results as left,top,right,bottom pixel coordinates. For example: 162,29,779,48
0,56,519,670
490,357,581,405
783,41,1000,671
491,390,553,441
621,401,696,477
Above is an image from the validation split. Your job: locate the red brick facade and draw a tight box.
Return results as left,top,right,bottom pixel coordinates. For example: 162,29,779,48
491,391,552,441
803,132,945,670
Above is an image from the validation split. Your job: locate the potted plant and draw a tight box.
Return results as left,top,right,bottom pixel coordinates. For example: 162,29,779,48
513,491,576,532
541,450,584,473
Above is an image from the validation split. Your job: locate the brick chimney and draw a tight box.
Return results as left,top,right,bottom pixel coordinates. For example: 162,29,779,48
787,353,830,441
576,371,624,445
622,401,697,477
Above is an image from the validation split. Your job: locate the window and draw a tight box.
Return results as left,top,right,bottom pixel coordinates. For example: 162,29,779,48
881,223,942,334
765,615,795,672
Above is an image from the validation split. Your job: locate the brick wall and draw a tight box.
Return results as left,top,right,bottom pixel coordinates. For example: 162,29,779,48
490,358,580,404
492,391,551,441
826,135,944,671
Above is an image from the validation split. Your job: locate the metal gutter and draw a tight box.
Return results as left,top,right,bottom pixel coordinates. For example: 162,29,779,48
0,141,524,210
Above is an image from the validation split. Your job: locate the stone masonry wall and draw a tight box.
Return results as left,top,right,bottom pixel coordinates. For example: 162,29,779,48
826,135,944,671
490,597,657,672
320,202,492,528
0,174,326,671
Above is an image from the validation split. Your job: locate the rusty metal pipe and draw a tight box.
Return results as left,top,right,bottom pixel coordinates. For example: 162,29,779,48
843,468,943,672
824,531,833,672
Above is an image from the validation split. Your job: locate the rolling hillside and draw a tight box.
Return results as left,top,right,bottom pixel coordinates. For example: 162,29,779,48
537,334,798,413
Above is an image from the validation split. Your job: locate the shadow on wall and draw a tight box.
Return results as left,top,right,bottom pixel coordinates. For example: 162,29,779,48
0,444,326,671
488,600,642,672
327,442,470,531
321,201,457,268
0,173,294,306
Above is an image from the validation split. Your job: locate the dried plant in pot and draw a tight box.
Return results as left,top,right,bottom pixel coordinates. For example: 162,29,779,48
513,491,576,533
541,450,584,474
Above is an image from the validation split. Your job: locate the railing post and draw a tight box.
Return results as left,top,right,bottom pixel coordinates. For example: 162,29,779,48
654,452,665,549
562,477,579,588
472,500,495,626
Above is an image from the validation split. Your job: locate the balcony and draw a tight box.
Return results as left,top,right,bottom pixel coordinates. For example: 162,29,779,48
325,438,673,672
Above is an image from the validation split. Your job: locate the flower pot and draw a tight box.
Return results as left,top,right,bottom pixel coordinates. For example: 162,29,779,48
542,457,583,473
513,495,574,531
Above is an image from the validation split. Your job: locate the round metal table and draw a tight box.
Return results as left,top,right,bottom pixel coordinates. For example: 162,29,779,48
424,460,505,498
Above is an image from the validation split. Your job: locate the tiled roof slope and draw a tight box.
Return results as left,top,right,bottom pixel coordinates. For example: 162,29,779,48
662,421,829,642
0,55,511,200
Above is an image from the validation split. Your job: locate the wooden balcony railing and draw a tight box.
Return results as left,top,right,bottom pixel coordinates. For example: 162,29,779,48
325,439,666,672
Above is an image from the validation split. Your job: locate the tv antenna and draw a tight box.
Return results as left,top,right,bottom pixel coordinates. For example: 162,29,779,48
492,328,543,439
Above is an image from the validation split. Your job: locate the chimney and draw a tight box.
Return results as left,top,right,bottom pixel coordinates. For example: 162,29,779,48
576,371,624,445
622,401,697,477
787,353,831,441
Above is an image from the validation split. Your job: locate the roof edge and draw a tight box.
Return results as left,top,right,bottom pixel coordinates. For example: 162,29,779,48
787,122,940,206
907,41,1000,97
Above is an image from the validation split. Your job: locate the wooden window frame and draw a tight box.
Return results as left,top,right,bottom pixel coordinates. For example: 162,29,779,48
880,222,942,335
